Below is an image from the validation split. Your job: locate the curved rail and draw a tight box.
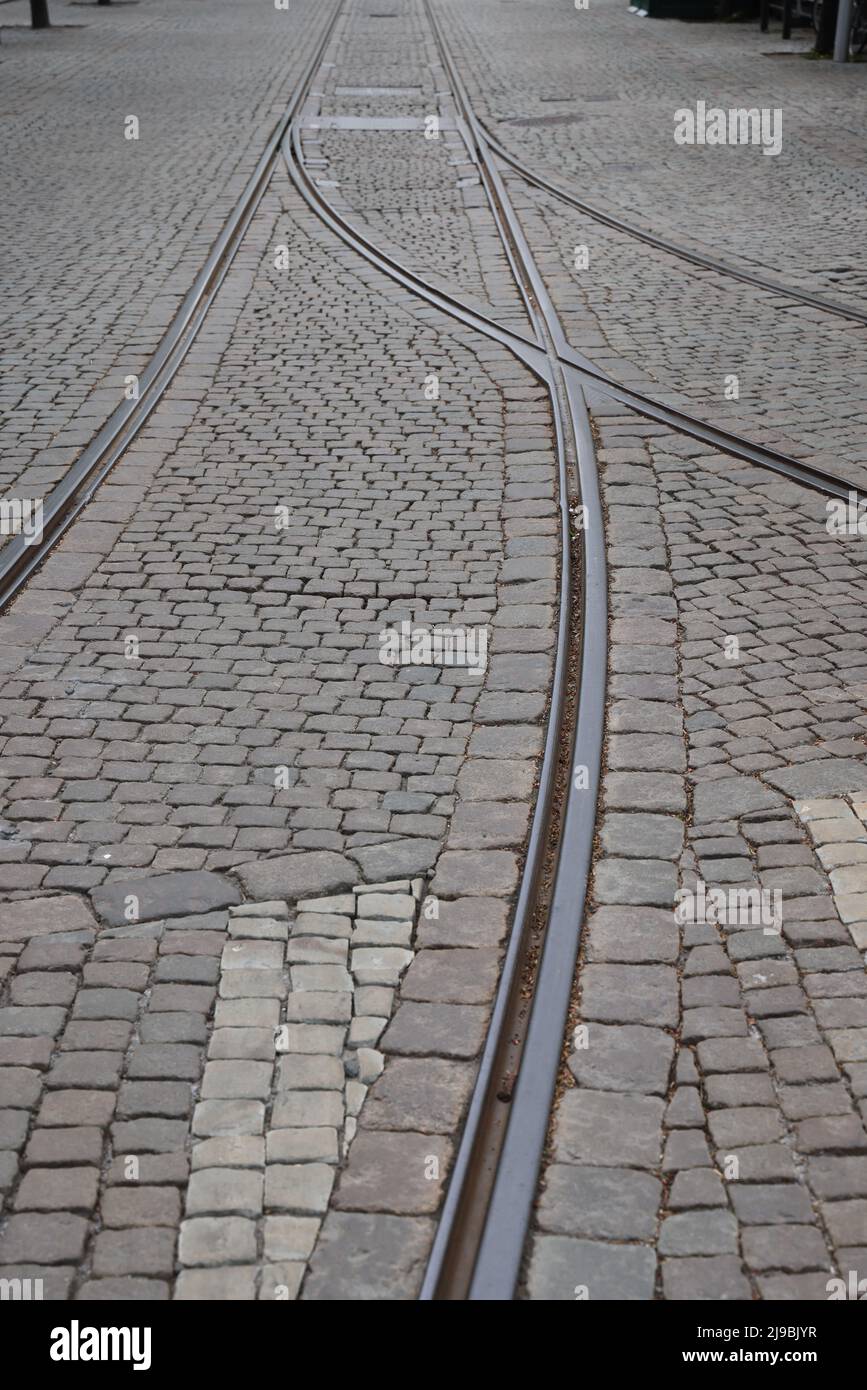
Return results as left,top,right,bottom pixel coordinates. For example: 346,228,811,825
0,0,345,614
483,129,867,329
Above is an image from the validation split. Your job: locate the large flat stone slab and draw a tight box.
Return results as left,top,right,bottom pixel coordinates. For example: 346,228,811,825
347,839,440,882
301,1211,433,1300
92,872,241,927
764,759,867,800
0,895,97,944
692,776,782,824
235,853,355,904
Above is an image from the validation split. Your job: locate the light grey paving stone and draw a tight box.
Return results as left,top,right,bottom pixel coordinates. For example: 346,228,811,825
729,1184,815,1226
264,1163,335,1214
92,1228,175,1278
259,1262,305,1300
756,1272,842,1300
668,1169,728,1210
605,772,686,814
271,1091,343,1129
220,940,283,971
348,840,441,882
264,1216,320,1263
213,999,280,1028
236,852,356,903
693,777,782,823
593,858,678,907
362,1057,474,1133
190,1136,265,1170
296,895,354,915
175,1266,257,1300
186,1167,263,1217
277,1054,344,1091
208,1027,275,1062
0,1264,75,1300
266,1128,339,1164
76,1278,170,1301
200,1061,272,1101
355,892,415,921
601,813,684,860
227,917,288,941
192,1099,265,1138
527,1235,656,1301
292,913,352,939
285,936,348,966
178,1216,257,1267
381,1002,488,1058
742,1224,829,1273
400,947,498,1005
230,901,288,919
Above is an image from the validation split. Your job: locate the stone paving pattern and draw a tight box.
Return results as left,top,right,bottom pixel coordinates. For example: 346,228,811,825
0,0,325,502
440,0,867,307
0,0,558,1293
527,409,867,1300
3,0,867,1303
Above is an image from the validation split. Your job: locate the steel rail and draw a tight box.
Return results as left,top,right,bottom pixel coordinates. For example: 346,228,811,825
419,0,607,1303
284,0,866,1299
293,26,856,506
482,128,867,329
284,92,593,1301
0,0,345,615
289,117,856,504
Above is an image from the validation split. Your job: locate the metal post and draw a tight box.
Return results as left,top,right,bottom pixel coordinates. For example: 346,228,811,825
834,0,853,57
30,0,50,26
760,0,770,32
782,0,793,37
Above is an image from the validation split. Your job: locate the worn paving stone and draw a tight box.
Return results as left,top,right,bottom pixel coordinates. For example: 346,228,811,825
538,1164,660,1241
527,1235,656,1301
302,1211,434,1300
568,1023,674,1095
92,871,241,926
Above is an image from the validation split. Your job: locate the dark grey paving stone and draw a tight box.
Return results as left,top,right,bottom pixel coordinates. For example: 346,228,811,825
604,772,686,814
348,838,440,881
692,777,782,824
92,871,241,927
554,1089,664,1168
661,1255,752,1300
527,1234,656,1300
363,1058,475,1133
593,858,678,907
301,1211,433,1300
584,906,679,963
569,1023,674,1094
537,1164,661,1240
764,759,867,799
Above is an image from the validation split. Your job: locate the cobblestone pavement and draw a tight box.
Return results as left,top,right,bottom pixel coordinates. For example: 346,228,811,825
0,126,556,1294
527,409,867,1300
441,0,867,305
0,0,325,501
2,0,867,1303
